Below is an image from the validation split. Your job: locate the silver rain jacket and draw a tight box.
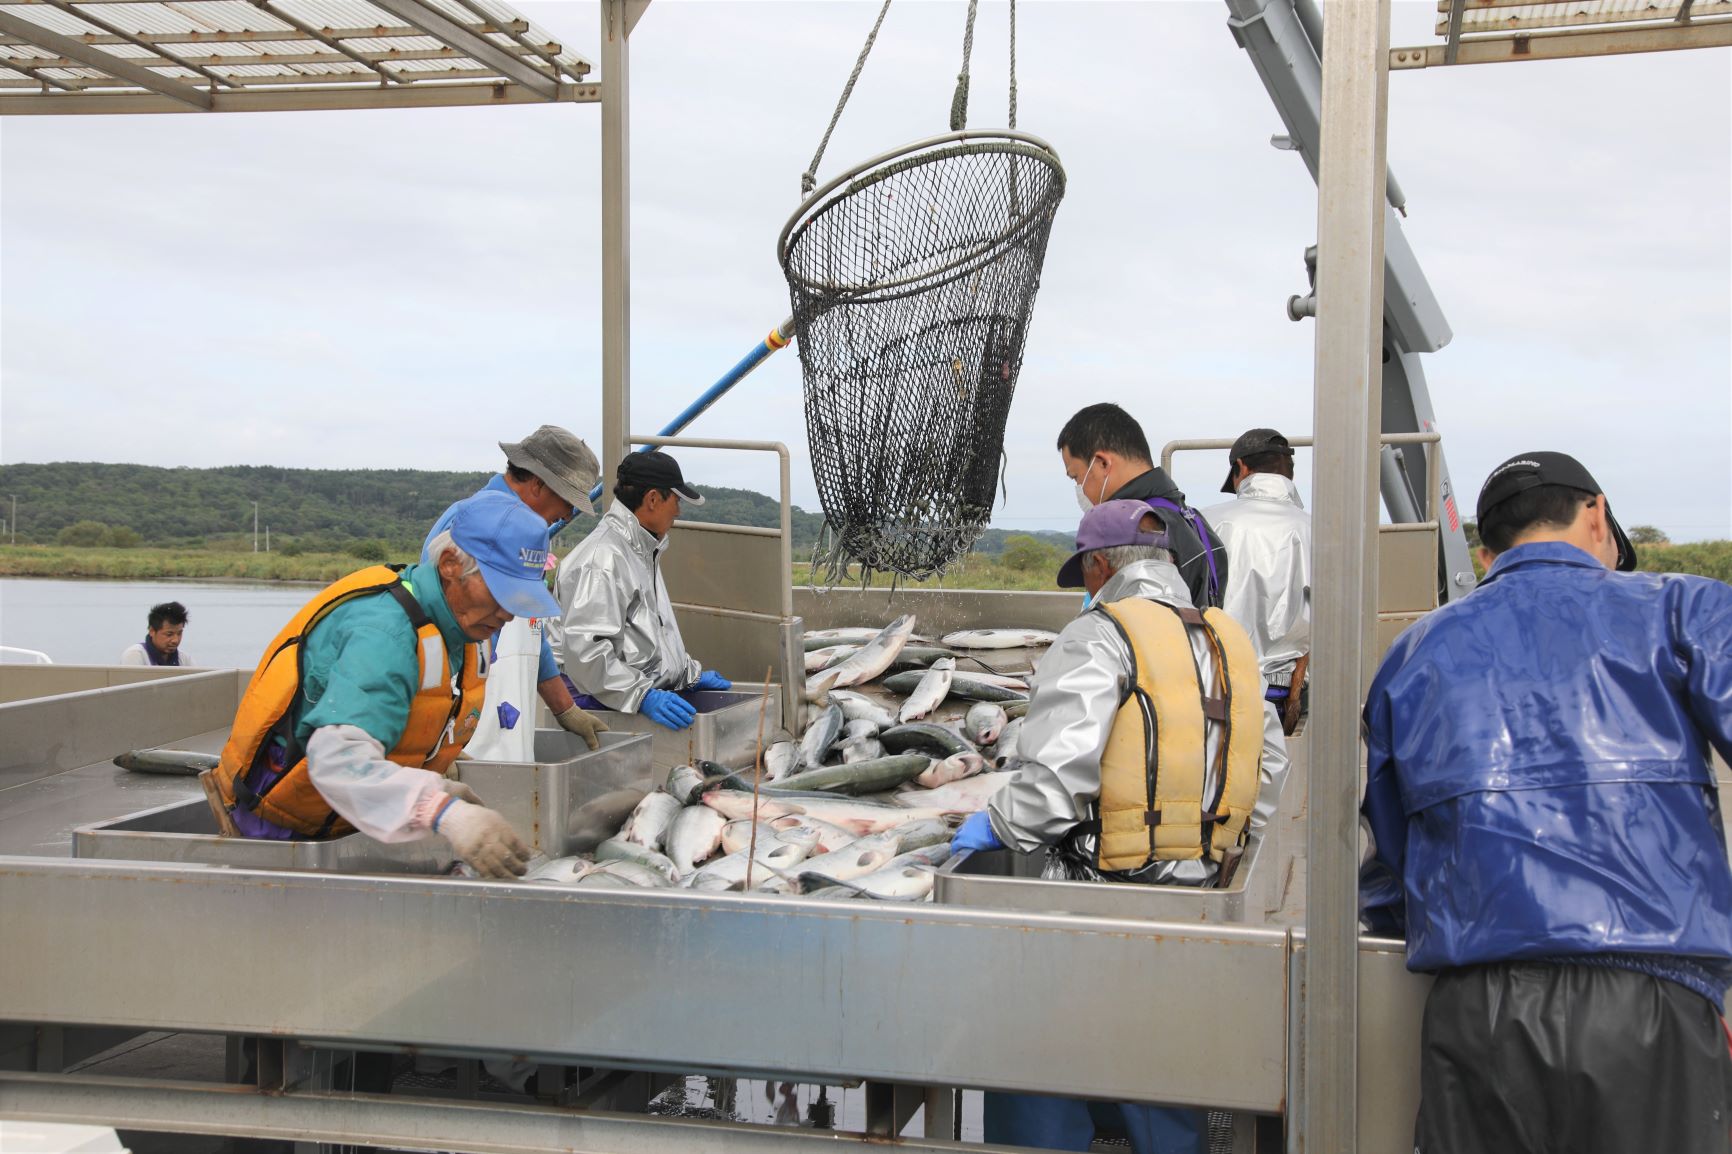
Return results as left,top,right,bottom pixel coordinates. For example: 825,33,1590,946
555,501,702,712
1200,474,1311,686
985,558,1290,885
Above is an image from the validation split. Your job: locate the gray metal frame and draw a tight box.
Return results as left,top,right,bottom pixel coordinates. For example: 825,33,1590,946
0,0,595,114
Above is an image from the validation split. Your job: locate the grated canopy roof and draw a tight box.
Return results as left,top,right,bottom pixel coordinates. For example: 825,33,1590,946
0,0,596,113
1435,0,1732,35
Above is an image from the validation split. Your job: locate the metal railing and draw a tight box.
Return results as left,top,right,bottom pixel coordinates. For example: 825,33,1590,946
629,434,799,724
1162,430,1443,523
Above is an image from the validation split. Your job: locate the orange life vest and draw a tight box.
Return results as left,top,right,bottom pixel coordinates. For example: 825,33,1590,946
211,565,487,838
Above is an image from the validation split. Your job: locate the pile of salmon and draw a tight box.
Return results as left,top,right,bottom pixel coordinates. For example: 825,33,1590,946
529,615,1058,900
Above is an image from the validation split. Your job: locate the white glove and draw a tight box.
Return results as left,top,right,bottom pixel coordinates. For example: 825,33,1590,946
440,778,484,806
437,800,531,879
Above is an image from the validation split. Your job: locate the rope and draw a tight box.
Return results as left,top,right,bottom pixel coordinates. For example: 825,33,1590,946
801,0,894,198
949,0,979,132
1008,0,1018,129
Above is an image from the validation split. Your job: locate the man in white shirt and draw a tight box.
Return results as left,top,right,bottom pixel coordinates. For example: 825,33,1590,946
1202,428,1310,734
119,601,190,667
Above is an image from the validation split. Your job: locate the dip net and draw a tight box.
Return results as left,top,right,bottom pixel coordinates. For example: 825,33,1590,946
779,132,1065,581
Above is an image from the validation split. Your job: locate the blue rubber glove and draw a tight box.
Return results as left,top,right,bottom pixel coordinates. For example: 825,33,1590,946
952,810,1003,853
641,688,697,730
693,670,732,691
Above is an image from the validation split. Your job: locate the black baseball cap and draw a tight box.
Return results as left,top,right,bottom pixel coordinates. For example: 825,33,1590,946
617,449,705,505
1475,451,1635,571
1222,428,1295,493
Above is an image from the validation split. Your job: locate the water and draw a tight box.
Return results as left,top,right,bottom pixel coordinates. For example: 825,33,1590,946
0,577,316,669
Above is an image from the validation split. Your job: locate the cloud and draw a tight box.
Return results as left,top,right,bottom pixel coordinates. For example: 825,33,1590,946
2,0,1727,542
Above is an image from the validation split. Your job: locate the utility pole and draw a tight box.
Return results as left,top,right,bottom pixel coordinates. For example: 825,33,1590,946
9,495,15,545
252,502,260,553
266,526,271,553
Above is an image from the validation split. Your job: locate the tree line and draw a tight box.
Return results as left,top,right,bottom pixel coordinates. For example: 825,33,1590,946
0,462,1071,558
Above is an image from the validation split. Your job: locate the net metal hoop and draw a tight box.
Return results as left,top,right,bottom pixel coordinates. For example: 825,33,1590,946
779,129,1066,582
779,130,1063,302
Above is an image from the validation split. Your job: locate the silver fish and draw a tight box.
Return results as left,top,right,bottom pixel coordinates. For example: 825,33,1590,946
763,740,801,782
699,790,802,823
799,703,845,768
829,690,898,730
566,788,648,853
898,657,955,723
720,814,808,856
842,718,880,741
805,626,895,644
898,773,1011,814
993,717,1025,765
595,837,680,883
524,856,596,885
773,754,933,796
797,845,893,885
621,790,682,853
879,722,971,758
803,644,860,673
954,672,1030,691
587,859,674,887
885,842,953,871
667,805,727,875
666,764,707,806
794,816,861,854
804,667,843,703
964,702,1008,746
914,750,987,789
851,864,937,901
840,737,885,764
782,797,946,837
941,629,1060,650
825,614,917,689
690,839,814,891
887,817,954,854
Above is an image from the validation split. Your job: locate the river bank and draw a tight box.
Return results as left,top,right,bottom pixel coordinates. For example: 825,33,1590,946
2,539,1727,587
0,545,373,584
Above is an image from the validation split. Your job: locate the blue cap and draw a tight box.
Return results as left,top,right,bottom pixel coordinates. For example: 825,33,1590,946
444,490,561,619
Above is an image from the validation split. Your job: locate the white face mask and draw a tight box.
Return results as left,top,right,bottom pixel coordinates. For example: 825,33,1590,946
1073,459,1107,512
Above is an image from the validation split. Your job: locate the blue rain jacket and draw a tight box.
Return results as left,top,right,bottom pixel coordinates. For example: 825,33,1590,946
1361,541,1732,984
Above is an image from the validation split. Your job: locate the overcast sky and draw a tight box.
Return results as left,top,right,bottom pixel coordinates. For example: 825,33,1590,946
2,1,1728,542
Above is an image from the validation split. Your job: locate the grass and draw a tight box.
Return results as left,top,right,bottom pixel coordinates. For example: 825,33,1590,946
1636,541,1732,583
0,545,387,583
5,539,1728,589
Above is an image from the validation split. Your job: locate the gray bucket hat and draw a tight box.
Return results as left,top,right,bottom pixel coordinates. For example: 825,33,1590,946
499,425,600,517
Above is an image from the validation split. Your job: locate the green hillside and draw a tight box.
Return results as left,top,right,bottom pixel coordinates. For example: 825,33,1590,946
0,462,1070,557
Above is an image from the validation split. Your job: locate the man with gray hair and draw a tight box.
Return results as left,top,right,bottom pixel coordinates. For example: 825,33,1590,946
951,498,1289,1154
206,490,545,879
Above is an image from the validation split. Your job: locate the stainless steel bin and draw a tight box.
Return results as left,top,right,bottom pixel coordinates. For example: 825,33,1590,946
456,729,654,856
574,687,782,770
73,729,654,873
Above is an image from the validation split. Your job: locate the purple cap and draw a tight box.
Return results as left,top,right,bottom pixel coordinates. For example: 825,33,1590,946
1056,499,1170,589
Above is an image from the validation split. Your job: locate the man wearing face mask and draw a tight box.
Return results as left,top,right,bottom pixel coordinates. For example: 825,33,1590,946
1057,403,1229,610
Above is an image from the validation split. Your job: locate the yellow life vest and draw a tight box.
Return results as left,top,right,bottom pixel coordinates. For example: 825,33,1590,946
211,565,487,839
1092,597,1265,872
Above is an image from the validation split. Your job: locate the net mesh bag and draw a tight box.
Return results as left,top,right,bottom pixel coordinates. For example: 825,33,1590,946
779,133,1065,581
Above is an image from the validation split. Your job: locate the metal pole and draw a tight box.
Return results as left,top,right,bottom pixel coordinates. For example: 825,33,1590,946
252,502,260,553
587,318,797,505
1302,0,1390,1150
10,496,15,545
599,0,634,509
